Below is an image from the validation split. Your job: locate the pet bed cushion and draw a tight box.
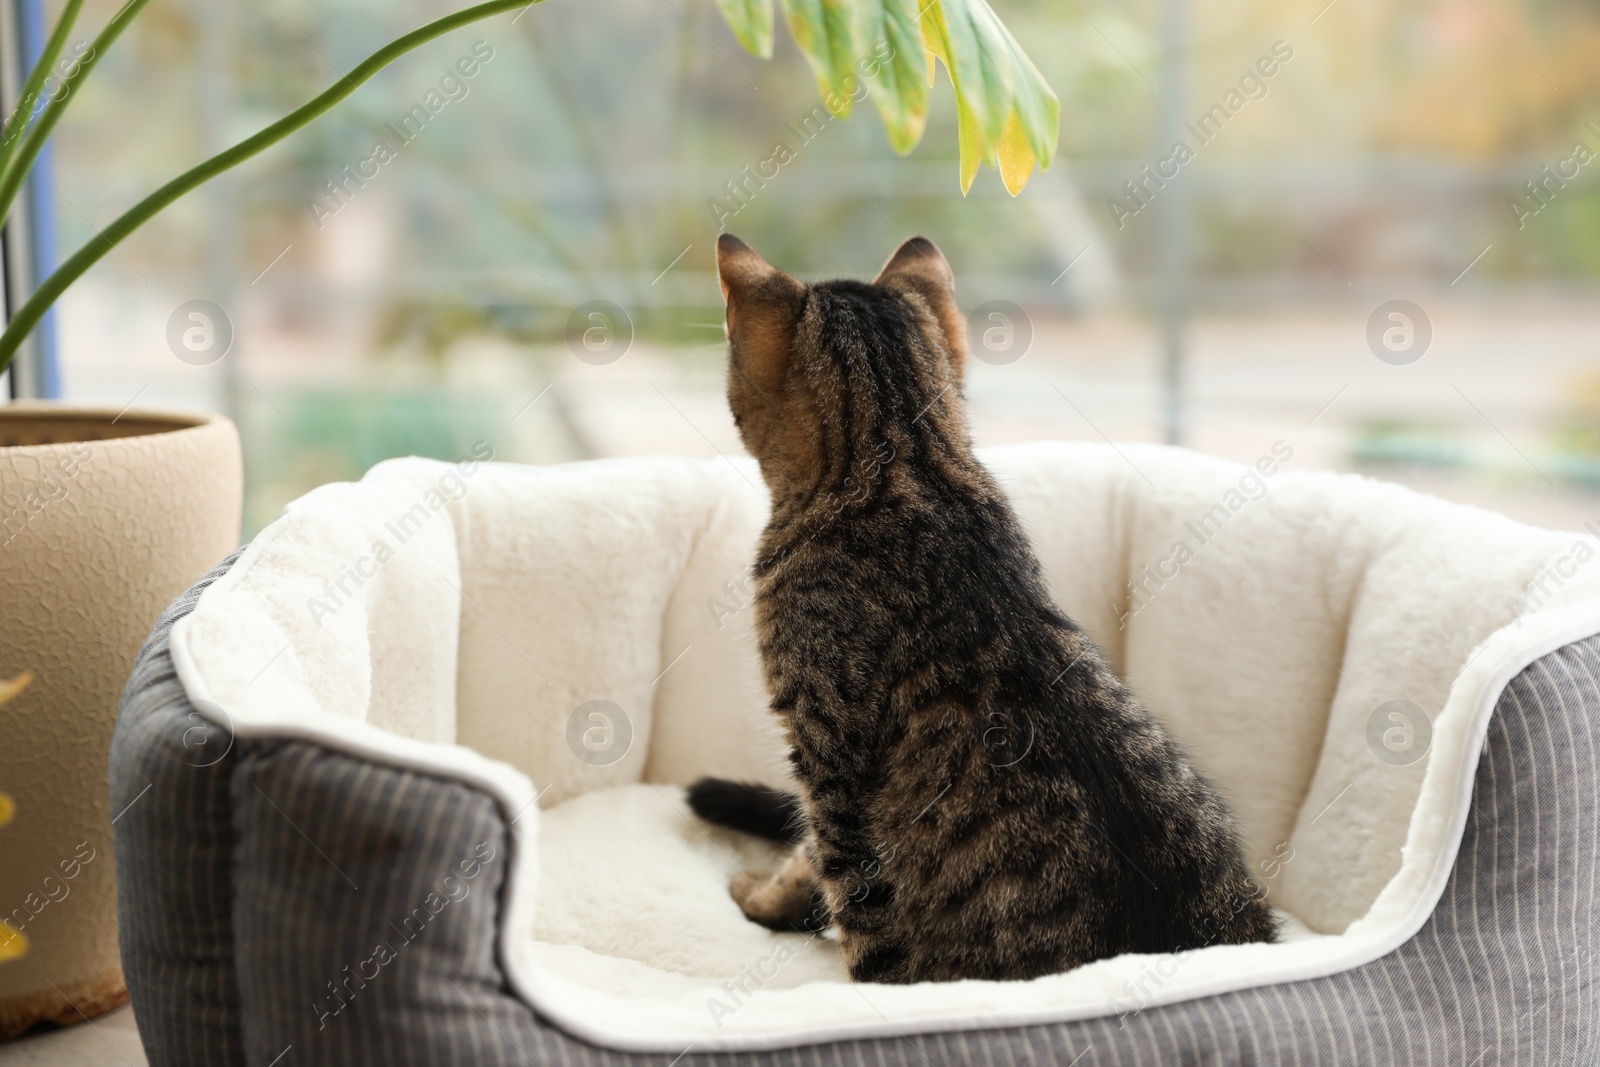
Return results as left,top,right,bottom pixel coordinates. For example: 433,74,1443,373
130,444,1600,1054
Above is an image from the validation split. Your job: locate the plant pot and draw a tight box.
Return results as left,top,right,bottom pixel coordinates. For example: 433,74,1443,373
0,403,241,1037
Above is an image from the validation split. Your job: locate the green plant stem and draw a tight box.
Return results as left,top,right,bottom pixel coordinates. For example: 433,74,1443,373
0,0,152,231
0,0,541,375
0,0,86,192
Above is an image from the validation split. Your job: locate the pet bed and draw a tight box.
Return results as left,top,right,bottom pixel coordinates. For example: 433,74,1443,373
112,443,1600,1065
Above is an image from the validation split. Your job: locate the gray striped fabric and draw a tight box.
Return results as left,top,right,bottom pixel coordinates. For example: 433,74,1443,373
112,549,246,1067
229,742,528,1066
115,555,1600,1065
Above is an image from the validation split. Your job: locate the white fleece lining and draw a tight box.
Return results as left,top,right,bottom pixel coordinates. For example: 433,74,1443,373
168,445,1600,1052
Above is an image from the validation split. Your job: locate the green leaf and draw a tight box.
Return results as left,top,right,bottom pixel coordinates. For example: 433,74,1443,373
0,0,548,376
851,0,930,155
781,0,859,117
920,7,980,184
713,0,775,58
704,0,1059,189
995,17,1058,170
955,92,985,194
0,0,86,198
925,0,1012,152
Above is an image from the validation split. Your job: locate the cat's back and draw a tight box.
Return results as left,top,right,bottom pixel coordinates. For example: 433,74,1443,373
769,457,1047,593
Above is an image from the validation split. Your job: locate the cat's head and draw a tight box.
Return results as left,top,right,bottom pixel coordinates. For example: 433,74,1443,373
716,233,971,502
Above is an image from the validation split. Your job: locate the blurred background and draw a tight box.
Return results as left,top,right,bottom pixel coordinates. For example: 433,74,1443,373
31,0,1600,534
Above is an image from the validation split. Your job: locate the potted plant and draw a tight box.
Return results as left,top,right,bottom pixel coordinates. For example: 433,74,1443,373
0,0,1057,1035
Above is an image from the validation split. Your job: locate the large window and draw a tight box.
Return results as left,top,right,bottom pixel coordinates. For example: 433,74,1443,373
45,0,1600,533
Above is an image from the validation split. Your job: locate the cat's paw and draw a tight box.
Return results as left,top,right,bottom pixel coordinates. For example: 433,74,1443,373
729,869,770,914
731,869,804,930
730,849,823,932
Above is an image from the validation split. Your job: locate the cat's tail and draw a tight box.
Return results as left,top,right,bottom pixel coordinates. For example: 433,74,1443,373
686,777,805,845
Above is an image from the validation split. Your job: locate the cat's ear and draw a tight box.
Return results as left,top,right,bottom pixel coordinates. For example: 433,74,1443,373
874,237,968,381
718,233,804,388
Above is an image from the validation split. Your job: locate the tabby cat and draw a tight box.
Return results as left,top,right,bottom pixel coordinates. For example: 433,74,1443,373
689,233,1277,984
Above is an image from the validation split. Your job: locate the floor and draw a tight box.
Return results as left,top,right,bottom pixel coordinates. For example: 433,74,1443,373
0,1007,146,1066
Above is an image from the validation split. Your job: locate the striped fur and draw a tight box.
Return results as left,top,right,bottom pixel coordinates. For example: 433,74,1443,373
711,234,1276,983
